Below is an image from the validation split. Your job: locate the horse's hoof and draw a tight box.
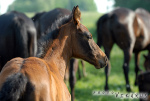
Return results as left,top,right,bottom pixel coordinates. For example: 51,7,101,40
126,86,131,92
105,86,109,91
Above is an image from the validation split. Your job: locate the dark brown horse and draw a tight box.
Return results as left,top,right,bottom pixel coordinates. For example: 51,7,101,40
138,71,150,101
97,7,150,92
0,11,37,71
138,53,150,101
0,6,107,101
32,8,71,39
64,59,85,82
143,53,150,71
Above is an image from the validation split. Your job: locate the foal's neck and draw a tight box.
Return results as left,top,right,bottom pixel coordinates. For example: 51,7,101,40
43,27,72,80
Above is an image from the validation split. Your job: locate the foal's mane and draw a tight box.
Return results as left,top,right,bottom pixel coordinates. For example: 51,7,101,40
37,15,72,58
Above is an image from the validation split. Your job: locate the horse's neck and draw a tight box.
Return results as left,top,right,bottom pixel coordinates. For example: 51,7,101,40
43,28,72,80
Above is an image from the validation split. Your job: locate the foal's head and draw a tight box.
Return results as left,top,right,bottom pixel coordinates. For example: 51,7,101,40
144,54,150,71
65,6,108,68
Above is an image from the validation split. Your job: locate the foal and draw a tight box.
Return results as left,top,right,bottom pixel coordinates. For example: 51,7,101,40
0,6,107,101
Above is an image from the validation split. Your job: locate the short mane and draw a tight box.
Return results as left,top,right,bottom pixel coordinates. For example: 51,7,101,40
37,15,72,58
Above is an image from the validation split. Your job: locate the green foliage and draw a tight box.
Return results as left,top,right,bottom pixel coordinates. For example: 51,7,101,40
7,0,97,12
114,0,150,11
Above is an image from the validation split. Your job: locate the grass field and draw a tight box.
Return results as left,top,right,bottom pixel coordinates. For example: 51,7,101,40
26,11,148,101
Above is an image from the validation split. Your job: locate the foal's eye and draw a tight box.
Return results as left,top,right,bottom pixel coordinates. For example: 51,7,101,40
77,29,92,39
84,32,92,39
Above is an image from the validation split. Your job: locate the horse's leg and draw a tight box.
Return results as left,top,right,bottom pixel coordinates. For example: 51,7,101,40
69,59,76,101
104,48,111,91
0,56,1,71
64,66,69,83
81,60,86,77
77,61,81,79
134,52,141,86
123,49,132,92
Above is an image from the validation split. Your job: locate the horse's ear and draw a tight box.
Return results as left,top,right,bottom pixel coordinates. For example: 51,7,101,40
72,5,81,25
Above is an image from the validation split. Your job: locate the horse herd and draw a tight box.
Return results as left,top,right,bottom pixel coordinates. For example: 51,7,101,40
0,5,149,101
97,7,150,101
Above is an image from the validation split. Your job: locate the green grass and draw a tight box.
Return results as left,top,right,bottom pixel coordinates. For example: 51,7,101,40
26,11,148,101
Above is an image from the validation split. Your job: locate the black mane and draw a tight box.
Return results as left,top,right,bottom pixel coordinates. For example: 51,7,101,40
37,15,72,58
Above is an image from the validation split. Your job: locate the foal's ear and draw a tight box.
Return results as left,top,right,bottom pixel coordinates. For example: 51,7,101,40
72,5,81,25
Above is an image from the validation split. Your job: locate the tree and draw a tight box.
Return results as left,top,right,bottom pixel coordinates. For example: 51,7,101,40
8,0,97,12
114,0,150,11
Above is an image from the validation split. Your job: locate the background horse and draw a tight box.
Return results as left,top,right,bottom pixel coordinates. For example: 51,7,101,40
0,6,107,101
66,58,86,101
138,53,150,101
97,7,150,92
138,71,150,101
32,8,85,101
143,53,150,71
0,11,37,71
32,8,71,39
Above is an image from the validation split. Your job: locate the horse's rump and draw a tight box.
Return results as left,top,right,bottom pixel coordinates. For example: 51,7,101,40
0,11,37,70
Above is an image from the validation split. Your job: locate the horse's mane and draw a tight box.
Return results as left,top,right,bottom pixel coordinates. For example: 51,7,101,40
37,15,72,58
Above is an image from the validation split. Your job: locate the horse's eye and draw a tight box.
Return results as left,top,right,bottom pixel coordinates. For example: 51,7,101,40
86,34,92,39
84,32,92,39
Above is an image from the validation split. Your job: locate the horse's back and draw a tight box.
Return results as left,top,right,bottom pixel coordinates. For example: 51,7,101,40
99,7,136,50
0,57,50,100
135,8,150,31
0,57,71,101
134,8,150,51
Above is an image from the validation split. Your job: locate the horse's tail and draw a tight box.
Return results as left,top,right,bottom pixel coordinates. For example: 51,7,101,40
28,26,37,57
96,14,109,47
13,16,28,57
0,73,28,101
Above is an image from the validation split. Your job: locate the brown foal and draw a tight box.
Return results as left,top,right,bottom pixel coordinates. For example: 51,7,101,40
0,6,107,101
